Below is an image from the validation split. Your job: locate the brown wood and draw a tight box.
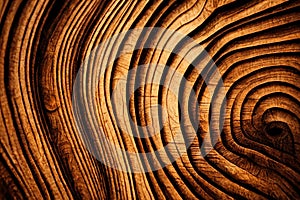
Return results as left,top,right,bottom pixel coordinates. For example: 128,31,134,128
1,0,300,199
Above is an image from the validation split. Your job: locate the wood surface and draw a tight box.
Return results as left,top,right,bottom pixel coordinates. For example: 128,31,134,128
1,0,300,199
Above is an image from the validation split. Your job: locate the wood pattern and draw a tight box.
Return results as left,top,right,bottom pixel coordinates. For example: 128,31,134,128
1,0,300,199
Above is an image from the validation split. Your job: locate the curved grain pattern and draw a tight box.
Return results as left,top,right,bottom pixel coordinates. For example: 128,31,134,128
1,0,300,199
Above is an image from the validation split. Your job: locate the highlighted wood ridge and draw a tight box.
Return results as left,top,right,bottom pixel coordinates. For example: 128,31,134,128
1,0,300,199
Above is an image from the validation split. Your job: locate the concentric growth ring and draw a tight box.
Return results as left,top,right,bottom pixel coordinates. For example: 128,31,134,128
72,27,226,173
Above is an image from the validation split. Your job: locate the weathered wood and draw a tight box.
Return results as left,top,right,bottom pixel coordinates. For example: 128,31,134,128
0,0,299,199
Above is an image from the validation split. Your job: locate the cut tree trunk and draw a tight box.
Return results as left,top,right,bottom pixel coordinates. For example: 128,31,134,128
1,0,300,199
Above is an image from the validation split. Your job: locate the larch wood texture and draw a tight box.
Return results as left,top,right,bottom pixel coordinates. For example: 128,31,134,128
1,0,300,199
